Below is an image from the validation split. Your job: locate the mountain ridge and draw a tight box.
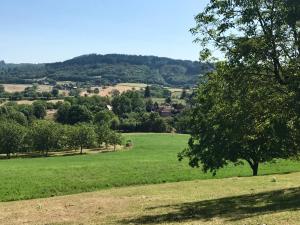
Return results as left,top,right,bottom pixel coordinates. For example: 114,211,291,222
0,54,213,87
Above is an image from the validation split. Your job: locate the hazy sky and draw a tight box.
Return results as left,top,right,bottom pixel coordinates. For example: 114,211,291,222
1,0,209,63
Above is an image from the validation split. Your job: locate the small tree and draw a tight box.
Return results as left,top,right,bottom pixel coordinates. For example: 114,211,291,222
55,102,71,124
145,99,153,112
68,123,96,154
0,120,26,158
165,97,172,104
86,87,93,94
144,86,151,98
180,89,187,99
33,101,47,119
30,120,63,156
51,88,59,97
0,85,5,93
111,89,120,97
95,125,111,148
107,131,122,151
153,102,159,111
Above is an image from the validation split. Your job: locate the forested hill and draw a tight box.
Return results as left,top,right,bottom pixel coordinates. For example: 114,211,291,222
0,54,213,87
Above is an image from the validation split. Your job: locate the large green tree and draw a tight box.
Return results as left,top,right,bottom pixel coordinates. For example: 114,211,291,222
182,0,300,176
180,63,300,176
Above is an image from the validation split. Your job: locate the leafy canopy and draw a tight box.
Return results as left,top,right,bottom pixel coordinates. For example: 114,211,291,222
180,63,300,176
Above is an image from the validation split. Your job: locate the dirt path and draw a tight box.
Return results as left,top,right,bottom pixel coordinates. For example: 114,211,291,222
0,172,299,225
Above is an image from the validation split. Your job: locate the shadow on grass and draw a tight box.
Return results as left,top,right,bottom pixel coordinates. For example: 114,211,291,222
121,187,300,224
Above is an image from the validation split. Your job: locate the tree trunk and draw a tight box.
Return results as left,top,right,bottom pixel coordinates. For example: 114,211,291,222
6,152,10,159
114,144,116,151
80,146,83,154
247,160,259,176
252,162,259,176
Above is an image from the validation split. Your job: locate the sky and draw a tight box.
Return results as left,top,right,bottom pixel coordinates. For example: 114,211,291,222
0,0,209,63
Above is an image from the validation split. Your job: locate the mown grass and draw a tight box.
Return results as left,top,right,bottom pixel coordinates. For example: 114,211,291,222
0,133,299,202
2,172,300,224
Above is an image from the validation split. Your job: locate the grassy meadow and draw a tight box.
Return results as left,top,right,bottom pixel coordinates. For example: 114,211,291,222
1,172,300,224
0,133,300,202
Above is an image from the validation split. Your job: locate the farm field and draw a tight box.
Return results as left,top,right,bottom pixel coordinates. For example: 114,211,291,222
3,84,52,93
81,83,147,97
0,99,64,106
16,99,63,105
0,172,299,225
152,97,186,104
1,82,187,99
0,133,300,202
80,82,186,98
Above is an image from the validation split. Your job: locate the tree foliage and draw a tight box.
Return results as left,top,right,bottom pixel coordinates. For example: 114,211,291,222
30,120,63,156
33,101,47,119
180,63,300,176
181,0,300,176
67,123,96,154
0,120,26,158
191,0,300,86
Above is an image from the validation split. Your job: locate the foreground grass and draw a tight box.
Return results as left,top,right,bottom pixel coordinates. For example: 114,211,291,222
0,133,299,202
1,172,300,225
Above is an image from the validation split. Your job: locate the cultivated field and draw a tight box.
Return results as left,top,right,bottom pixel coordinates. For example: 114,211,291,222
3,84,52,93
0,172,299,225
152,97,186,104
3,84,32,93
80,83,187,98
12,99,63,105
2,82,186,98
81,83,146,97
0,134,299,202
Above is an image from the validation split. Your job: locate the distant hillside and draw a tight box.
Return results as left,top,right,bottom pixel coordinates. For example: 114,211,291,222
0,54,213,87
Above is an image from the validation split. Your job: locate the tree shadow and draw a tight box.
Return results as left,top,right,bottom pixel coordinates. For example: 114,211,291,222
0,146,122,160
121,187,300,224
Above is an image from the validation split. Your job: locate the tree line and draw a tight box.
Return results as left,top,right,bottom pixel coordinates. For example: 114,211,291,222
0,119,122,158
0,87,192,158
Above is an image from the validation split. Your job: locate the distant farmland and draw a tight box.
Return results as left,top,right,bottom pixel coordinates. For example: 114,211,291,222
3,84,52,93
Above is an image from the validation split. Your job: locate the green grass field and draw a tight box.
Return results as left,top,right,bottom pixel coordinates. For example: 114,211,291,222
1,172,300,224
0,133,300,202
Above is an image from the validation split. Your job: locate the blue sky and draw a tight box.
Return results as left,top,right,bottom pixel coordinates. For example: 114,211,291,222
0,0,209,63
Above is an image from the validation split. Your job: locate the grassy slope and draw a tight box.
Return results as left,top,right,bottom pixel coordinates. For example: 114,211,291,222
1,172,300,225
0,133,299,202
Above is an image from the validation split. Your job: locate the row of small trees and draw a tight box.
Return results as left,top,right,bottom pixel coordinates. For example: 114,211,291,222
0,119,122,159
